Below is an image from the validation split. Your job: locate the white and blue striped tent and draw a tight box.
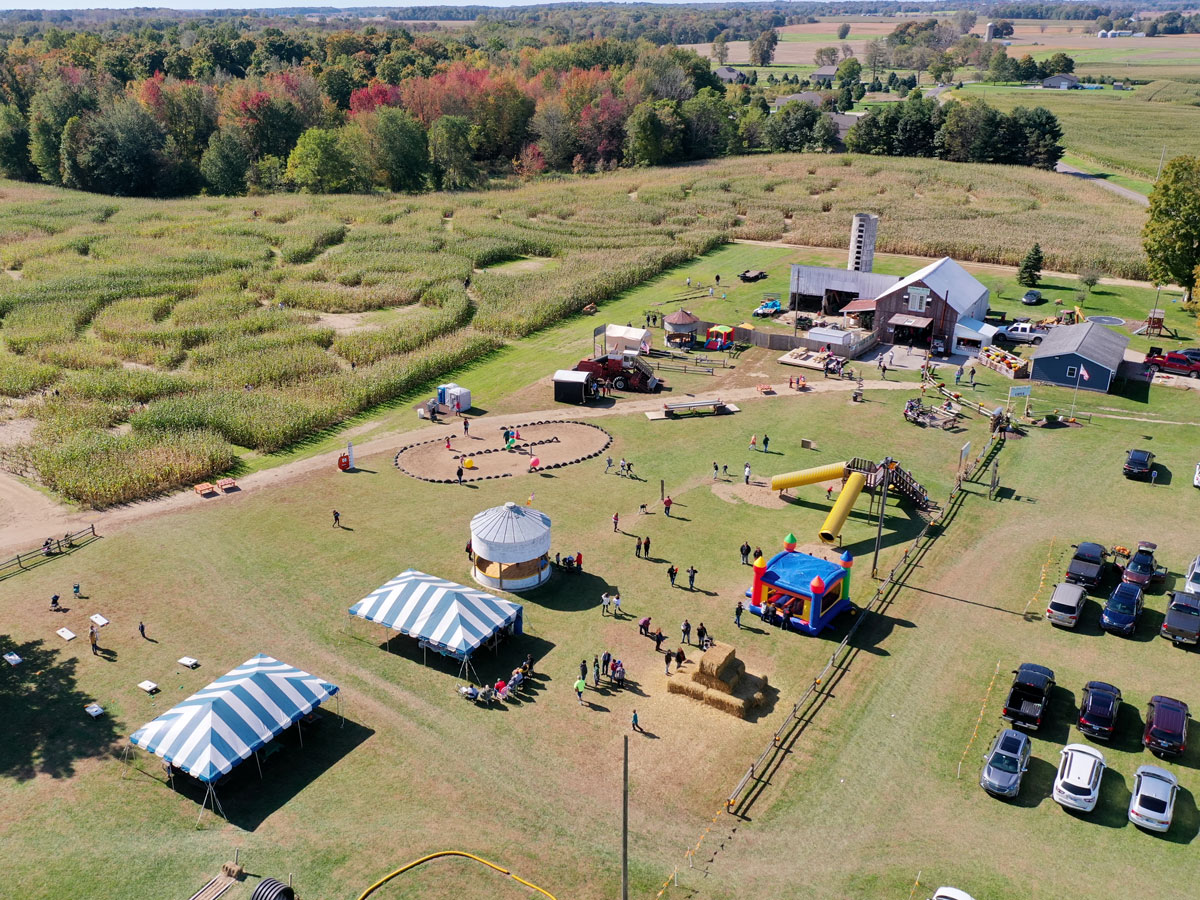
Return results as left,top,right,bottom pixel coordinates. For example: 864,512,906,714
349,570,523,672
129,654,339,797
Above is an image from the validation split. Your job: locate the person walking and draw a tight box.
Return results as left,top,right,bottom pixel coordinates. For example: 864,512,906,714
955,365,963,386
713,461,719,480
632,710,642,733
626,460,635,479
89,624,99,656
749,434,757,452
574,678,587,705
605,455,613,474
880,362,888,380
613,511,619,532
722,464,729,477
740,541,751,565
667,565,678,587
575,551,583,572
602,650,612,681
887,349,895,367
762,434,769,453
826,485,834,501
580,659,588,681
332,509,341,528
456,465,464,484
735,601,744,629
639,616,651,636
697,622,708,647
663,496,673,516
665,651,673,675
969,367,976,389
654,628,665,652
744,462,751,485
593,656,601,687
687,566,698,590
445,435,452,452
465,540,473,561
463,417,469,437
601,592,611,616
642,536,651,558
138,621,147,640
619,457,628,477
612,593,621,616
686,276,691,288
681,619,691,644
675,647,686,671
635,537,642,558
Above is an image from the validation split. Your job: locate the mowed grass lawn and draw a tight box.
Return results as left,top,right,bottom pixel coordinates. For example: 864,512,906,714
0,383,991,900
951,83,1200,181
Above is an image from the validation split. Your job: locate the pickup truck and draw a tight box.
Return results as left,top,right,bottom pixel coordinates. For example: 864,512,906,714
1065,542,1110,590
1160,591,1200,646
1144,348,1200,379
995,322,1049,345
1002,663,1055,731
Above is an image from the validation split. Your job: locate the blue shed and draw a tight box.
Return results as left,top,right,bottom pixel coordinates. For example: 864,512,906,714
1030,322,1128,393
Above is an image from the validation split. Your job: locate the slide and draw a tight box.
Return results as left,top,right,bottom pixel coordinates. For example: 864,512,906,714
819,471,866,544
769,462,848,493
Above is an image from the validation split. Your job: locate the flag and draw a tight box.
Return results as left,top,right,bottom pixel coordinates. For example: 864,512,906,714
526,493,535,506
1080,365,1090,382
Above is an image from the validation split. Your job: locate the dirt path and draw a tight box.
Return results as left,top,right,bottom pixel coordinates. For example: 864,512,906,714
0,376,907,556
733,239,1161,290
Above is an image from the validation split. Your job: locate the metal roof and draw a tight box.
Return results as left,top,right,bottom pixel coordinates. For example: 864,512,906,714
470,502,552,563
790,265,899,299
664,309,699,325
879,257,989,313
1031,322,1129,372
813,66,838,77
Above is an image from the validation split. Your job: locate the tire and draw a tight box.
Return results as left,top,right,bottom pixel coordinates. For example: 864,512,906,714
1031,337,1042,345
613,376,627,391
1147,365,1159,375
1189,371,1198,379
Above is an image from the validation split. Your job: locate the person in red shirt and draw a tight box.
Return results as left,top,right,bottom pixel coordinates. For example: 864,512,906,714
664,496,673,516
575,551,583,572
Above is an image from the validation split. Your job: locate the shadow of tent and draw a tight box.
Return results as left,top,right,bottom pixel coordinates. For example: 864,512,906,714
373,631,556,686
527,570,613,613
168,716,374,832
0,635,119,782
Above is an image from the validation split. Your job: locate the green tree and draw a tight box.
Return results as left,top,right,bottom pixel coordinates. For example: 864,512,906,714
837,23,851,40
366,107,429,192
748,30,779,67
814,46,839,67
712,33,729,66
1043,52,1075,75
736,104,768,151
320,64,356,111
285,127,370,193
809,113,840,152
28,79,98,184
532,98,578,170
623,99,684,167
763,100,819,152
987,47,1013,84
201,127,251,196
1016,55,1041,83
1142,155,1200,304
836,58,862,85
64,100,167,196
428,115,480,190
1010,106,1063,170
0,104,36,180
1018,243,1044,287
1078,267,1103,294
680,89,733,160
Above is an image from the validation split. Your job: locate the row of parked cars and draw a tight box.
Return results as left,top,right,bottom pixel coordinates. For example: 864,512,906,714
1052,541,1200,643
983,664,1190,831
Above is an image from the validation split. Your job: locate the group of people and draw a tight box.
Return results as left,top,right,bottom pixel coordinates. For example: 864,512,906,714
825,355,848,377
604,456,637,478
459,654,536,704
665,564,698,590
599,591,623,616
556,551,584,572
738,542,763,565
679,618,714,650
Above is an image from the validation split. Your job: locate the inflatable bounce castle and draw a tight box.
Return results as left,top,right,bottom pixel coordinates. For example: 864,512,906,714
747,533,853,636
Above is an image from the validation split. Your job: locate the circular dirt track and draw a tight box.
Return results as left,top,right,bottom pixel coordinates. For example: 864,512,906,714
395,421,611,483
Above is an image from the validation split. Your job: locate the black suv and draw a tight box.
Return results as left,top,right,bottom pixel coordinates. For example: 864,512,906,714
1123,449,1155,479
1078,681,1122,740
1144,696,1190,757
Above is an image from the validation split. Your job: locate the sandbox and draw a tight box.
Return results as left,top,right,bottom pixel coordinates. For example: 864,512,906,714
394,421,612,484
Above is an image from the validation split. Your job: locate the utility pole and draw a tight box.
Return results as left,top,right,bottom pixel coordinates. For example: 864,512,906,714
622,735,629,900
1156,145,1167,181
871,458,894,578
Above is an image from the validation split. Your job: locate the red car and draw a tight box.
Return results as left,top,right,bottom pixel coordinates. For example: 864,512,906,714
1145,349,1200,379
1143,696,1190,758
1120,542,1165,588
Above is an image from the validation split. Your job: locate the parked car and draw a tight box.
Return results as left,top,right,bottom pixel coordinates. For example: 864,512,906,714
1160,591,1200,645
1002,663,1055,731
1053,744,1106,812
1101,582,1144,636
1046,582,1086,628
1143,696,1190,757
1065,542,1109,590
995,321,1049,344
1183,554,1200,595
1144,348,1200,378
1180,348,1200,364
1021,289,1043,305
1128,765,1178,832
1078,682,1122,740
1120,542,1165,586
979,728,1032,798
1123,449,1155,480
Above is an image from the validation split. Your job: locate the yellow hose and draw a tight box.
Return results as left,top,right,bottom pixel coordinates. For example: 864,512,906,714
356,851,558,900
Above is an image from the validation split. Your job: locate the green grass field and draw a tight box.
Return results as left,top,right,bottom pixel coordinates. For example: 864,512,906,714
951,83,1200,180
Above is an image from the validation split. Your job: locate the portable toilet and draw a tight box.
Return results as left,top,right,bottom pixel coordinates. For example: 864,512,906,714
446,384,472,413
436,383,457,405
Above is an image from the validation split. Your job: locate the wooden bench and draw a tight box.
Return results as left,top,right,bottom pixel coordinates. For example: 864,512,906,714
217,477,238,492
194,482,216,496
757,383,774,394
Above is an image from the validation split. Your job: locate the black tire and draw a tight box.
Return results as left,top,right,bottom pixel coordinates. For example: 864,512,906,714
1147,365,1160,375
613,376,627,391
1189,371,1198,379
1031,337,1042,345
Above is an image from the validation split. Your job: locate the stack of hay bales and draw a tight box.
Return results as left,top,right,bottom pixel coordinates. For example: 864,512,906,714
666,642,768,719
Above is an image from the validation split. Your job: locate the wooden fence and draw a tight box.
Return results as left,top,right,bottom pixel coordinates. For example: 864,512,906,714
0,524,98,580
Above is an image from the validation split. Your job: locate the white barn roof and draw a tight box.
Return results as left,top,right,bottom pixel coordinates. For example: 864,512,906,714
882,257,988,314
470,502,552,563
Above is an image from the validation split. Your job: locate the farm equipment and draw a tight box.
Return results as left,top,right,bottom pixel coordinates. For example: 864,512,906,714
904,398,959,429
752,299,782,317
575,352,663,393
739,270,768,283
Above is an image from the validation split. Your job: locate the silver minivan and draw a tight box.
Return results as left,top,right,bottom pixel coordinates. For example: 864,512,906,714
1046,582,1087,628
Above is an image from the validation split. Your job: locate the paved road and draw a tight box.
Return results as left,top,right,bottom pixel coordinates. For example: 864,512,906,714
1055,161,1149,207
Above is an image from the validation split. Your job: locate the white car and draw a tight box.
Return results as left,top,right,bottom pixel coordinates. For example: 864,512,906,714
1184,555,1200,595
1046,582,1086,628
1128,765,1178,832
930,890,977,900
1053,744,1106,812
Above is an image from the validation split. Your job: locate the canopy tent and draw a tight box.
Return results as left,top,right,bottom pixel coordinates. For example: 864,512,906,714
470,502,552,591
349,570,523,680
127,654,340,821
603,324,651,355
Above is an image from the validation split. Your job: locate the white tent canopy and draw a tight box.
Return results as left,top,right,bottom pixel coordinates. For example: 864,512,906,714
471,502,551,563
604,325,651,354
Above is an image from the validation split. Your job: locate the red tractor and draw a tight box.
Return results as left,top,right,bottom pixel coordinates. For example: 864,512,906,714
575,352,663,393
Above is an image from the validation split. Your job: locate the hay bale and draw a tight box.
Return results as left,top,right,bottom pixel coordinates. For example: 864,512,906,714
697,643,736,678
